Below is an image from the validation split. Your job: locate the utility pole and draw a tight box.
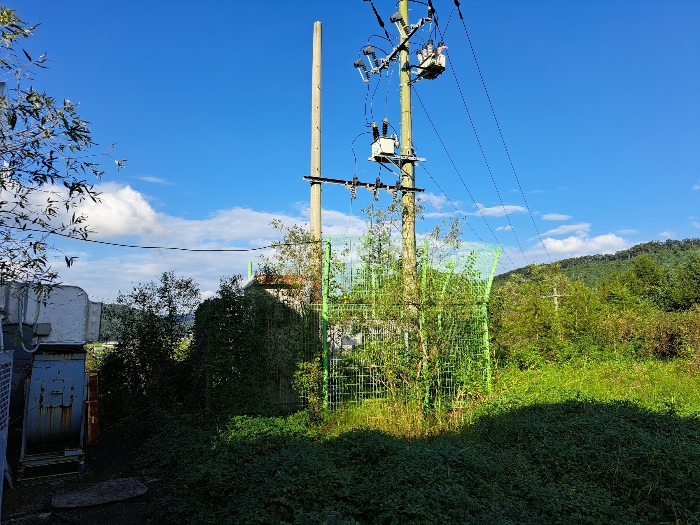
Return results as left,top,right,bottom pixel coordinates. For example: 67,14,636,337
310,21,322,303
398,0,418,308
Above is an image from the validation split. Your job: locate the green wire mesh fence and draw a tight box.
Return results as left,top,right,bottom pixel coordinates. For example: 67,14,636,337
250,235,500,411
319,235,501,410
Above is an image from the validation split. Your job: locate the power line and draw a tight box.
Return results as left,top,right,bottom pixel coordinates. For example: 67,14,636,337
452,2,552,263
2,224,320,252
411,86,518,268
420,165,516,270
434,25,529,264
364,0,393,41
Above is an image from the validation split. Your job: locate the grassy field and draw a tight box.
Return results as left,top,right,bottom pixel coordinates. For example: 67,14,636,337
140,357,700,524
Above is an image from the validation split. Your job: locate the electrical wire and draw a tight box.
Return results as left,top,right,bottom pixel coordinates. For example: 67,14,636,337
431,15,526,262
439,44,529,263
363,77,373,125
369,74,382,123
351,131,373,176
452,0,551,263
411,86,517,268
2,224,321,252
365,0,394,41
384,60,395,119
366,35,391,54
420,163,516,270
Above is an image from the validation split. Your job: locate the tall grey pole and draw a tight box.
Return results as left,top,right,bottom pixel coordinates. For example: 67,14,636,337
310,22,322,243
310,22,323,303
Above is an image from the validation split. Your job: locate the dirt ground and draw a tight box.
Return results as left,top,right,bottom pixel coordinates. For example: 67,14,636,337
2,426,159,525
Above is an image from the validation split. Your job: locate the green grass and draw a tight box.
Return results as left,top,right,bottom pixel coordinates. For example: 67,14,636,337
140,358,700,524
485,358,700,417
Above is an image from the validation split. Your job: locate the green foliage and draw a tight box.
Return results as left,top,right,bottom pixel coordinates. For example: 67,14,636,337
497,238,700,288
291,360,324,419
188,275,278,418
672,252,700,309
0,6,123,290
491,254,700,367
97,272,200,423
319,211,498,410
139,359,700,524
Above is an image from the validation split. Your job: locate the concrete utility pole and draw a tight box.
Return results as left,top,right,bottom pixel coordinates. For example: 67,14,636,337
310,21,323,302
310,21,322,242
398,0,418,307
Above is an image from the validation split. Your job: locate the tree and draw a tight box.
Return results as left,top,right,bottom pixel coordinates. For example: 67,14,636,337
0,6,123,291
98,272,200,420
671,252,700,310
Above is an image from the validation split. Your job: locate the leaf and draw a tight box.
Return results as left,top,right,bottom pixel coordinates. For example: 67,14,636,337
22,48,31,62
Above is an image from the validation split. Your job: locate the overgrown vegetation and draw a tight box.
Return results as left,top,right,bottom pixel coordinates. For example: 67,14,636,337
497,238,700,287
93,235,700,524
490,253,700,369
138,359,699,524
97,272,199,424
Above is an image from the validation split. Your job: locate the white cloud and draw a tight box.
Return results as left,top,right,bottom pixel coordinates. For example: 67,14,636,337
693,181,700,190
542,213,572,221
496,225,513,231
420,192,451,210
470,202,526,217
539,223,591,237
52,184,364,302
138,176,172,185
537,233,627,258
693,221,700,229
77,183,165,238
659,231,675,239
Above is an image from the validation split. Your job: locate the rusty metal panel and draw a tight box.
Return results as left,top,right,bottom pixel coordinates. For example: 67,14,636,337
86,372,98,446
23,352,86,449
19,351,87,481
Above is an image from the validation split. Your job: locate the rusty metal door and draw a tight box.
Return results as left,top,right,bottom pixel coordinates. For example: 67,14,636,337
23,352,86,451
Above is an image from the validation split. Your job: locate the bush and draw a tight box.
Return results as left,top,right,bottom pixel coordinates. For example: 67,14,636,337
490,259,700,366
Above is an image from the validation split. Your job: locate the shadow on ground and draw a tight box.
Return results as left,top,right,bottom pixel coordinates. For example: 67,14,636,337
138,398,700,524
2,429,158,525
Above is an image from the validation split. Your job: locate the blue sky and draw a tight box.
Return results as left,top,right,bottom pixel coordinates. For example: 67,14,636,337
10,0,700,301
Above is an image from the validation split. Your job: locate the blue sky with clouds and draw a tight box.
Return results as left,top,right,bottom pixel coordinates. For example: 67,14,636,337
10,0,700,301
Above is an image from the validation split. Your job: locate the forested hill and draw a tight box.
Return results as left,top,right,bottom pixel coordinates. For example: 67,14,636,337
496,238,700,287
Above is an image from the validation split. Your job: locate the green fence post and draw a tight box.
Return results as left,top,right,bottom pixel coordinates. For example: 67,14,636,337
482,247,502,394
247,261,253,280
205,328,212,419
322,236,331,410
421,240,430,411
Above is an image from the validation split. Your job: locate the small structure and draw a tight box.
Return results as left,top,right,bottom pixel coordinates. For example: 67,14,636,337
0,284,101,484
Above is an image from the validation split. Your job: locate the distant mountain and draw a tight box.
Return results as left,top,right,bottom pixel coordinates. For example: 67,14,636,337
496,238,700,287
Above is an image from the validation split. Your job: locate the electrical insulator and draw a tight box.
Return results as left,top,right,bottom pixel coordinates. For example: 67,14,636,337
354,59,370,83
389,12,408,34
372,121,380,140
382,118,388,137
427,39,434,56
374,177,383,200
416,49,423,63
363,46,379,69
